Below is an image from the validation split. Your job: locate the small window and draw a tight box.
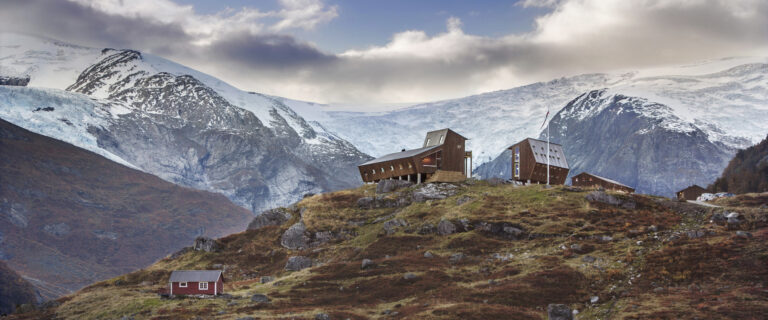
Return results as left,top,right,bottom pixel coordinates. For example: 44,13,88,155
199,282,208,290
381,168,385,173
426,138,431,145
439,135,444,144
408,163,412,168
390,165,394,171
399,164,403,170
457,145,461,149
371,169,375,174
179,282,187,288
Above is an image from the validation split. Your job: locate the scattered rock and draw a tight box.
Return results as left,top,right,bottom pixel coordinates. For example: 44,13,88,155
710,212,726,224
437,220,457,235
653,287,666,293
686,230,706,239
412,183,459,202
547,304,573,320
476,221,526,240
251,294,270,303
281,221,309,250
449,253,466,264
456,195,473,205
562,186,583,192
259,276,274,284
735,231,753,239
377,180,414,193
285,256,312,271
383,218,408,235
357,197,375,208
647,225,659,232
248,208,292,230
403,272,418,280
43,223,70,237
315,313,330,320
590,296,599,304
193,237,218,252
418,223,436,235
423,251,434,258
361,259,374,269
585,191,636,209
581,255,596,263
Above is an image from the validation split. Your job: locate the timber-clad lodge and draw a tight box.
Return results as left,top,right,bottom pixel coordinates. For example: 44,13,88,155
356,128,639,192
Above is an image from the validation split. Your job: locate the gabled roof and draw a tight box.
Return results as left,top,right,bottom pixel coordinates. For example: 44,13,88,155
509,138,568,169
678,185,707,192
360,145,439,166
575,172,633,189
169,270,222,283
423,128,469,148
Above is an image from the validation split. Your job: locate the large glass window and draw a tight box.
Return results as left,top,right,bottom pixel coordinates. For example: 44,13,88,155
514,147,520,178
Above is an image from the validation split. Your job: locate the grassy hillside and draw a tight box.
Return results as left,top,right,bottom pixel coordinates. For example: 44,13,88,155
10,181,768,319
0,118,253,299
710,134,768,194
0,260,38,315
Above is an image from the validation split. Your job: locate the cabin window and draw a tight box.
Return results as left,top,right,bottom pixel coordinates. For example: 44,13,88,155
575,178,579,182
399,164,403,170
179,282,187,288
371,169,375,174
390,165,394,171
457,145,461,149
426,138,431,145
381,168,385,173
408,163,413,168
439,135,444,144
199,282,208,290
514,147,520,178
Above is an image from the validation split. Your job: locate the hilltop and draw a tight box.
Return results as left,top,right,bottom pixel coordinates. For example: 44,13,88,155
710,134,768,194
8,181,768,319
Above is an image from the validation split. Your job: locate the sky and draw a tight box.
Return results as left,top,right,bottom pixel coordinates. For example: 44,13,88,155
0,0,767,109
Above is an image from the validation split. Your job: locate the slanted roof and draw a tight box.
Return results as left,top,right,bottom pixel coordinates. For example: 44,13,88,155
169,270,222,283
678,185,707,192
423,128,469,147
576,172,633,189
360,145,440,166
523,138,569,169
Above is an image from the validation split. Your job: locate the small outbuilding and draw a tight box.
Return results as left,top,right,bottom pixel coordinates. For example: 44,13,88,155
508,138,569,185
571,172,635,193
169,270,223,296
676,185,708,200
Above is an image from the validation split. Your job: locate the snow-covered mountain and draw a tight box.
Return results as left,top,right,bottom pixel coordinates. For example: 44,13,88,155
299,57,767,169
476,89,739,196
0,33,370,213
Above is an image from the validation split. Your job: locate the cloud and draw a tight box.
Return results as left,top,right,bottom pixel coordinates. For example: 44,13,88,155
1,0,766,107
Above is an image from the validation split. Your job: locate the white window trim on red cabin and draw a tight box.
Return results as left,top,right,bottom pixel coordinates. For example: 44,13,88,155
179,282,187,288
199,282,208,290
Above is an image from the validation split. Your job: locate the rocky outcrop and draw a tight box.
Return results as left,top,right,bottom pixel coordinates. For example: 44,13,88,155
376,180,414,194
285,256,312,271
281,221,309,250
248,208,292,230
412,183,459,202
547,304,573,320
476,221,525,240
437,220,457,236
193,237,219,252
0,75,30,86
585,191,636,209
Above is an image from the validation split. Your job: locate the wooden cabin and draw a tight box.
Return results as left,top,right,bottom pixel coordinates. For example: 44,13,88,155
571,172,635,193
676,185,708,200
358,129,471,183
169,270,223,296
508,138,569,185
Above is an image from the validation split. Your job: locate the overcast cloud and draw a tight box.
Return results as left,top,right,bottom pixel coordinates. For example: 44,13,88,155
1,0,766,107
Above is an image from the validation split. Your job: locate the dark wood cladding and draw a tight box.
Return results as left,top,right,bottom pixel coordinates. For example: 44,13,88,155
508,138,569,185
358,129,467,183
676,185,708,200
571,172,635,193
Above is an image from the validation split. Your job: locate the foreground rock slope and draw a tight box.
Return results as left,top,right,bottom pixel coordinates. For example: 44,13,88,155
11,182,768,319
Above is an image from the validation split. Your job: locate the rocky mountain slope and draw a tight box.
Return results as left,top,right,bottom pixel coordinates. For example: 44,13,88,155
476,89,738,197
10,181,768,319
0,33,371,213
0,118,253,299
0,260,38,315
710,134,768,194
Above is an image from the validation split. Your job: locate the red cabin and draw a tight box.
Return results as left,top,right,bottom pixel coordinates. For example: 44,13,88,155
169,270,223,296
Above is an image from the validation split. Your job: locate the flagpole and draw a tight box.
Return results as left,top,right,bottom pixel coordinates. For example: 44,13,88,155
546,113,550,186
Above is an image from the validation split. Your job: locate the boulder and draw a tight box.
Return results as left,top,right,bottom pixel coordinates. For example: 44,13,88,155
547,304,572,320
251,294,270,303
418,223,436,235
403,272,418,280
423,251,434,258
686,230,706,239
285,256,312,271
248,208,292,230
361,259,375,269
437,220,457,236
193,237,218,252
476,221,526,240
377,180,414,193
357,197,375,208
281,221,309,250
585,191,635,209
412,183,459,202
735,231,753,239
449,253,466,264
259,276,274,284
315,313,330,320
456,196,473,205
383,218,408,235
